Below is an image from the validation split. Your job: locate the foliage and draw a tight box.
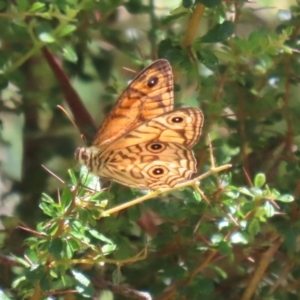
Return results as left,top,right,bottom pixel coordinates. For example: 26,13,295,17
0,0,300,299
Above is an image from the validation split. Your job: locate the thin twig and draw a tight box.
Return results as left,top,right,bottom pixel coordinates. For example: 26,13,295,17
241,235,283,300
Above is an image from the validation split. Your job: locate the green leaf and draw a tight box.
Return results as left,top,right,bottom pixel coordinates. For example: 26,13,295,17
263,201,275,218
193,190,202,202
182,0,194,8
79,166,102,191
218,241,232,255
276,194,294,203
254,173,266,188
26,265,46,282
61,187,73,211
158,38,184,63
0,1,8,10
67,238,81,252
12,275,26,289
198,20,235,43
72,270,94,297
230,232,248,244
124,0,147,14
29,2,46,12
40,272,51,291
127,204,141,221
39,202,55,217
68,169,78,186
49,238,64,259
196,50,219,70
10,253,31,267
16,0,28,11
65,240,74,259
248,218,260,235
196,0,221,8
41,193,55,204
102,244,116,255
58,25,77,37
89,229,114,244
38,32,55,43
239,187,254,198
211,233,224,244
62,45,78,63
24,249,39,263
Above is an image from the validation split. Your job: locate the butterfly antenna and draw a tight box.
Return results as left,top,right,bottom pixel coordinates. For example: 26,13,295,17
57,105,86,143
57,104,77,130
41,164,65,185
122,66,138,74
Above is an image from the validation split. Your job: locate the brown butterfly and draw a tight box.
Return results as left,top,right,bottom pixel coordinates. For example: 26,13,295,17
75,59,204,189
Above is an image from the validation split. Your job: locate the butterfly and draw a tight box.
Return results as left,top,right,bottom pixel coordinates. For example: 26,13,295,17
75,59,204,189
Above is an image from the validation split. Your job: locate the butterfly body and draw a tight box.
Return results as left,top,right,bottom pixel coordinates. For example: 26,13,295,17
75,60,204,189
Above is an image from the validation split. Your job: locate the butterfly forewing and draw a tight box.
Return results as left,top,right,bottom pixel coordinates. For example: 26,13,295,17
93,59,174,148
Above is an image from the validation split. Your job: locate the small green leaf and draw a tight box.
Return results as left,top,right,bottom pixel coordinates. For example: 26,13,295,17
248,218,260,235
49,238,64,259
0,1,8,10
196,0,221,8
276,194,294,203
58,24,77,37
239,187,254,197
26,265,46,282
89,229,113,243
39,202,55,217
198,20,235,43
196,50,219,70
48,222,60,236
29,2,46,12
263,201,275,218
41,193,55,204
124,0,145,14
211,233,224,244
254,173,266,188
10,253,30,267
80,166,102,191
68,169,78,186
230,232,248,244
72,270,94,297
39,32,55,43
182,0,194,8
158,38,184,63
65,240,74,259
63,45,78,63
102,244,116,255
218,241,232,255
67,239,81,252
16,0,28,11
193,190,202,202
12,275,26,289
61,188,73,211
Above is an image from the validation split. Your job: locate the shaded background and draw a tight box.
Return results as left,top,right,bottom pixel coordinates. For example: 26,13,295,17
1,0,300,299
